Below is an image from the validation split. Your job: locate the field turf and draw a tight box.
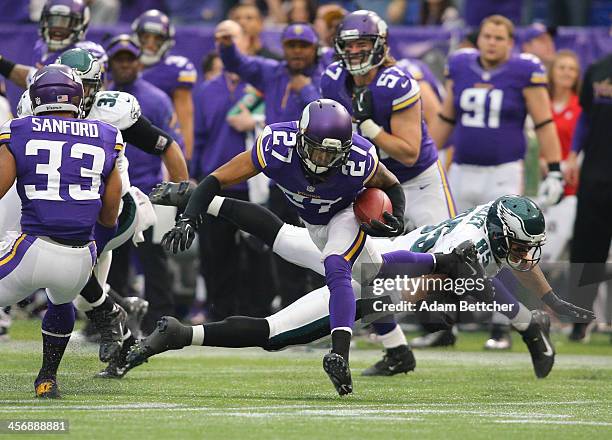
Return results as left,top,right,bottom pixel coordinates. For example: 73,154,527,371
1,320,611,439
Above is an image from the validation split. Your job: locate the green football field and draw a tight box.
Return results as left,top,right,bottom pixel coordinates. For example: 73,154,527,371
1,320,611,440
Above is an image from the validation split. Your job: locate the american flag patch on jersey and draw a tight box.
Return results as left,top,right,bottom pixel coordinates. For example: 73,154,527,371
56,95,68,102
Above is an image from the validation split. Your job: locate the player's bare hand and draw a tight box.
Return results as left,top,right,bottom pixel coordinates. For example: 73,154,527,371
287,74,312,92
161,214,199,254
214,22,235,47
227,104,256,132
564,152,580,188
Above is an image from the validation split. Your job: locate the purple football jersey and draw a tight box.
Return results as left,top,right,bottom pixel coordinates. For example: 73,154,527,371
321,61,438,183
219,44,324,124
396,58,444,101
251,121,378,225
140,54,197,98
0,116,122,240
447,49,547,166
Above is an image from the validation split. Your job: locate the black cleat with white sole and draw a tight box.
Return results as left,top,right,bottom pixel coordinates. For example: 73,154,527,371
519,310,555,378
323,352,353,396
126,316,191,370
361,345,416,376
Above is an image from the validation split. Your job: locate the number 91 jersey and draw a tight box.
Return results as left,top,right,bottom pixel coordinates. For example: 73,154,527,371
447,48,547,166
251,121,378,225
0,116,122,241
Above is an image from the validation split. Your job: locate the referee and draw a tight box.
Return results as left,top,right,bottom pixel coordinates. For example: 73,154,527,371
565,53,612,342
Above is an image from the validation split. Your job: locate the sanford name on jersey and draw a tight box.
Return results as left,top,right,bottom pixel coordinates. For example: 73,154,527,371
251,121,378,225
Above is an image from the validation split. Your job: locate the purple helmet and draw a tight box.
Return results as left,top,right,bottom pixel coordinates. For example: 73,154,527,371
40,0,90,52
297,99,353,176
131,9,175,66
29,64,84,116
334,10,388,76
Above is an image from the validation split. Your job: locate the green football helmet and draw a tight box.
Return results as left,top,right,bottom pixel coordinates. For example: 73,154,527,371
486,195,546,272
56,47,103,114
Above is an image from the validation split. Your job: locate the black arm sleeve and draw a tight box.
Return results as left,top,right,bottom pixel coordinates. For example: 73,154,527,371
120,115,173,155
384,183,406,220
184,175,221,218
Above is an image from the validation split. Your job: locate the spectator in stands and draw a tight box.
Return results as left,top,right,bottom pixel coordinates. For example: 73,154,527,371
565,52,612,343
314,4,346,48
549,50,581,196
104,34,178,333
286,0,318,23
521,23,556,68
201,52,223,81
420,0,461,26
228,3,281,59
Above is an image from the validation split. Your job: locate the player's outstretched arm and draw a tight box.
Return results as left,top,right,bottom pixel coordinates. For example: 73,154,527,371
0,144,16,199
173,89,194,160
162,151,260,253
0,56,34,89
161,141,189,182
512,265,596,321
363,161,405,237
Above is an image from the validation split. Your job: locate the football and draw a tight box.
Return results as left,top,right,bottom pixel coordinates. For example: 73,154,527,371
353,188,392,225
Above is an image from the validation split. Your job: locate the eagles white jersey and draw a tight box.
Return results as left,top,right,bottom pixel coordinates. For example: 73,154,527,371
377,203,501,277
17,89,141,195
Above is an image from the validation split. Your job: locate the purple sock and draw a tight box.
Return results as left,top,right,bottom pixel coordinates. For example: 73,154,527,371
372,320,396,335
491,276,520,320
39,301,75,380
324,255,356,330
381,251,434,277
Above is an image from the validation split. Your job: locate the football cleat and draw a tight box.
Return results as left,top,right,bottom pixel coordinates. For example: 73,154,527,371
148,181,195,211
88,303,128,362
410,329,457,348
35,378,60,399
520,310,555,378
97,356,129,379
361,345,416,376
323,352,353,396
126,316,190,369
122,297,149,340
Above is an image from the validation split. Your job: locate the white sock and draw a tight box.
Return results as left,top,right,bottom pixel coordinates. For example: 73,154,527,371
378,324,407,349
191,325,204,345
206,196,225,217
510,303,532,332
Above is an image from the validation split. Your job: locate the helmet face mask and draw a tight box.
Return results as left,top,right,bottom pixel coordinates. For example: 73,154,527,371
296,99,353,178
132,10,175,66
487,196,546,272
40,0,90,52
334,11,388,76
56,48,103,115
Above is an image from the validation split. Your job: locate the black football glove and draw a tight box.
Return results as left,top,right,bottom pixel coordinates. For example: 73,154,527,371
352,86,374,123
361,212,404,237
161,213,199,254
542,291,596,321
149,180,196,212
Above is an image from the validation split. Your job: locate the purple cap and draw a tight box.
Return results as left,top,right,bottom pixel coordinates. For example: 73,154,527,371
282,23,318,45
523,23,548,43
106,34,141,58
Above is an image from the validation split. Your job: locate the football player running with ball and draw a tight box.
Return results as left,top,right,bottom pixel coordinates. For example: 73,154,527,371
158,99,477,395
133,191,595,381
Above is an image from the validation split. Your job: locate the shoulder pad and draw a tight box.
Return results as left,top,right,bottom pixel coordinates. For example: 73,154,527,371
16,90,32,118
374,67,421,112
89,91,142,130
0,119,12,144
515,53,547,86
165,55,197,84
252,123,298,171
